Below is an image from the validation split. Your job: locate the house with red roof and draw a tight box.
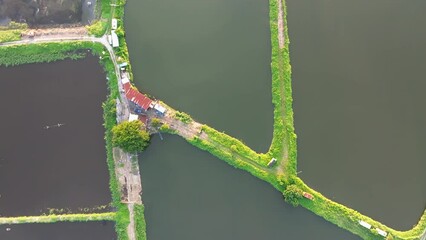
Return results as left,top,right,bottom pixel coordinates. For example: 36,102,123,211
121,77,153,111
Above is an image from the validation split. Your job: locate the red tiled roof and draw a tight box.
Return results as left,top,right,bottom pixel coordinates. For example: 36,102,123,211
123,83,152,110
123,82,131,92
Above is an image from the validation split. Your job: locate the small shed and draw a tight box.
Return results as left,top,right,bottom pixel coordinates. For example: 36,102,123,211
153,103,167,115
121,77,130,84
358,220,371,229
119,62,128,69
111,30,119,48
112,18,118,30
375,228,387,237
267,158,277,167
302,192,314,200
129,114,139,122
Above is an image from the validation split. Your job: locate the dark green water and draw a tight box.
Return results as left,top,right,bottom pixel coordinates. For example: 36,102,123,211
288,0,426,230
0,222,116,240
139,136,359,239
0,56,111,216
125,0,273,152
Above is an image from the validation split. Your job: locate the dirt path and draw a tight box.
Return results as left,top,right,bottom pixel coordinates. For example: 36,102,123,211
127,204,136,240
277,0,285,49
153,107,272,174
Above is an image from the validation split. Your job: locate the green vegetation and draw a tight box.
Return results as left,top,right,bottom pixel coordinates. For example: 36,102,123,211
112,121,150,153
268,0,297,176
134,204,147,240
0,21,27,43
201,125,270,165
85,0,113,37
0,30,22,43
0,21,28,30
87,20,108,37
283,184,302,207
150,118,162,128
0,42,106,66
0,213,115,225
174,111,193,124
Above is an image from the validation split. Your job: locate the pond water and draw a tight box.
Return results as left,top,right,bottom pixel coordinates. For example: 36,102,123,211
288,0,426,230
0,221,116,240
0,56,111,216
139,135,359,240
124,0,273,153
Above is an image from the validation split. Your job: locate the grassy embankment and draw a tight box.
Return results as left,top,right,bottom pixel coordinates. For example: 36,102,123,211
154,0,426,239
0,22,28,43
0,213,115,225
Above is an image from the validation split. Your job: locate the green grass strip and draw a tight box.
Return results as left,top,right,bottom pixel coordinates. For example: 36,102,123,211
134,204,147,240
0,212,115,225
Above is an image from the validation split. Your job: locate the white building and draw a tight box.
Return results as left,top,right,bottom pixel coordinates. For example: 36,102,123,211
153,103,167,115
376,228,387,237
129,114,139,122
112,18,118,30
111,30,119,48
358,220,371,229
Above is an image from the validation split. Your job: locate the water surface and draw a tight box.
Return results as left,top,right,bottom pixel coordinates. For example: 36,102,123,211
139,136,360,240
288,0,426,230
125,0,273,152
0,221,116,240
0,56,111,216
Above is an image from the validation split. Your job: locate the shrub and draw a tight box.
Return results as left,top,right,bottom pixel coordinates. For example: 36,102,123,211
86,20,107,37
151,118,162,128
112,121,150,153
0,30,22,43
174,111,192,124
283,184,303,207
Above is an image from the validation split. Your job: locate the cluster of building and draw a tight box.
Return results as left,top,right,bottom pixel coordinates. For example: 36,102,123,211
119,67,166,125
108,19,166,123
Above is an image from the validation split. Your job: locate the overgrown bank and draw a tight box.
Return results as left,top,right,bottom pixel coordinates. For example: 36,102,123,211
0,213,115,225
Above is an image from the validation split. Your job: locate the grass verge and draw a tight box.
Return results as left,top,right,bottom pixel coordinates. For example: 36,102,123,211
0,213,115,225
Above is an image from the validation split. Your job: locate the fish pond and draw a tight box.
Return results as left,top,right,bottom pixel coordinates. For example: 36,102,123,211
288,0,426,230
0,56,111,217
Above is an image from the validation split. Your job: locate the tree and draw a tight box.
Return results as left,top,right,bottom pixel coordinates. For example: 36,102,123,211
151,118,162,128
283,184,303,207
112,120,150,153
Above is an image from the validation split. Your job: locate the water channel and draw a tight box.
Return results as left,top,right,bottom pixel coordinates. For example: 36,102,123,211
0,56,111,216
126,0,360,238
287,0,426,230
0,221,116,240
